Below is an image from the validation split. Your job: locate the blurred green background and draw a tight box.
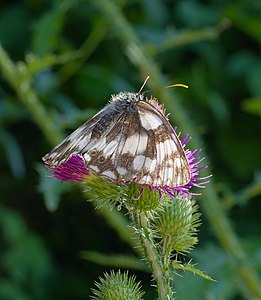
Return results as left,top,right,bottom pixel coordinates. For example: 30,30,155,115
0,0,261,299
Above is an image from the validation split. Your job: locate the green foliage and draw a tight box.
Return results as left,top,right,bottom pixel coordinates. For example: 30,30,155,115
81,251,148,272
242,98,261,117
32,2,70,56
0,0,261,299
0,128,26,177
37,163,71,211
0,205,54,300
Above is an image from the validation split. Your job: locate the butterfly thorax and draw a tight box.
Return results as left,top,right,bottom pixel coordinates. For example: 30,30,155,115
109,92,144,113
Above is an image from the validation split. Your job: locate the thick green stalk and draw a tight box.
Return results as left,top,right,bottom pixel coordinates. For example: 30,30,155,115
93,0,261,298
135,211,172,300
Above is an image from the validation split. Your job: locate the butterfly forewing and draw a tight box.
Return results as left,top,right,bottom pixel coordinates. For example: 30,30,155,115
132,101,190,187
42,107,115,166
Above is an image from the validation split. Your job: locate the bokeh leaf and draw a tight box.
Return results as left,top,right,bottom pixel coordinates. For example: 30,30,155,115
32,3,70,56
36,163,71,211
0,128,26,177
81,251,149,272
241,98,261,117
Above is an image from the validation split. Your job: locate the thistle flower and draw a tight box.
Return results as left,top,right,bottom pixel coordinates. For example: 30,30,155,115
47,154,89,182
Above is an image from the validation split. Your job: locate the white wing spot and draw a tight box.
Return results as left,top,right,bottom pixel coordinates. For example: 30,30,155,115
117,167,127,176
144,158,157,172
92,137,107,150
78,138,88,150
140,175,152,184
89,165,99,173
48,152,57,159
174,174,184,186
84,153,91,162
164,139,177,155
136,133,148,154
156,142,165,164
140,112,163,130
155,176,162,186
101,170,116,180
165,178,172,186
133,155,146,171
174,158,182,169
103,140,119,158
122,134,139,155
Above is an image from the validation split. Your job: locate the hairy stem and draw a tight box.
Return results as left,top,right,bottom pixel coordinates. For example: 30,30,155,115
134,211,172,300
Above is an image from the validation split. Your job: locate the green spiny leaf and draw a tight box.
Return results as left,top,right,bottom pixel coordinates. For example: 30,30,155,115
172,260,216,282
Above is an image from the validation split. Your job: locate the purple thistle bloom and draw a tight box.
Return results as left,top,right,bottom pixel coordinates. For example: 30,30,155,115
48,154,89,182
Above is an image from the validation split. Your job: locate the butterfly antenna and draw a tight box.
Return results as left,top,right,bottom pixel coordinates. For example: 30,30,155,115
138,76,150,94
163,83,189,89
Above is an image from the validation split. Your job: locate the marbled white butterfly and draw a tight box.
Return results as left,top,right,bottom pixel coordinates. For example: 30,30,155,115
42,79,190,188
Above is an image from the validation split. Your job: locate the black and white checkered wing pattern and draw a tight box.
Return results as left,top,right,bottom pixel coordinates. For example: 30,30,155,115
42,106,116,167
99,101,190,187
83,101,190,187
134,101,190,187
43,95,190,188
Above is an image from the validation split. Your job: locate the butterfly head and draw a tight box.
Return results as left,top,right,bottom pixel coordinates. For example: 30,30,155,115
110,76,149,107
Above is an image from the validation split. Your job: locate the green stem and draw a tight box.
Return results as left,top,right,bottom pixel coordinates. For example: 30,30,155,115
136,211,172,300
158,18,230,52
93,1,261,298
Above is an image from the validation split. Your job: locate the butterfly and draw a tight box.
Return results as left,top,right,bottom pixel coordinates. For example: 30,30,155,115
42,79,191,188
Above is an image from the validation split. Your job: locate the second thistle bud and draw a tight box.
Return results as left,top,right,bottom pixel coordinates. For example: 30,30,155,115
91,270,145,300
151,196,201,254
